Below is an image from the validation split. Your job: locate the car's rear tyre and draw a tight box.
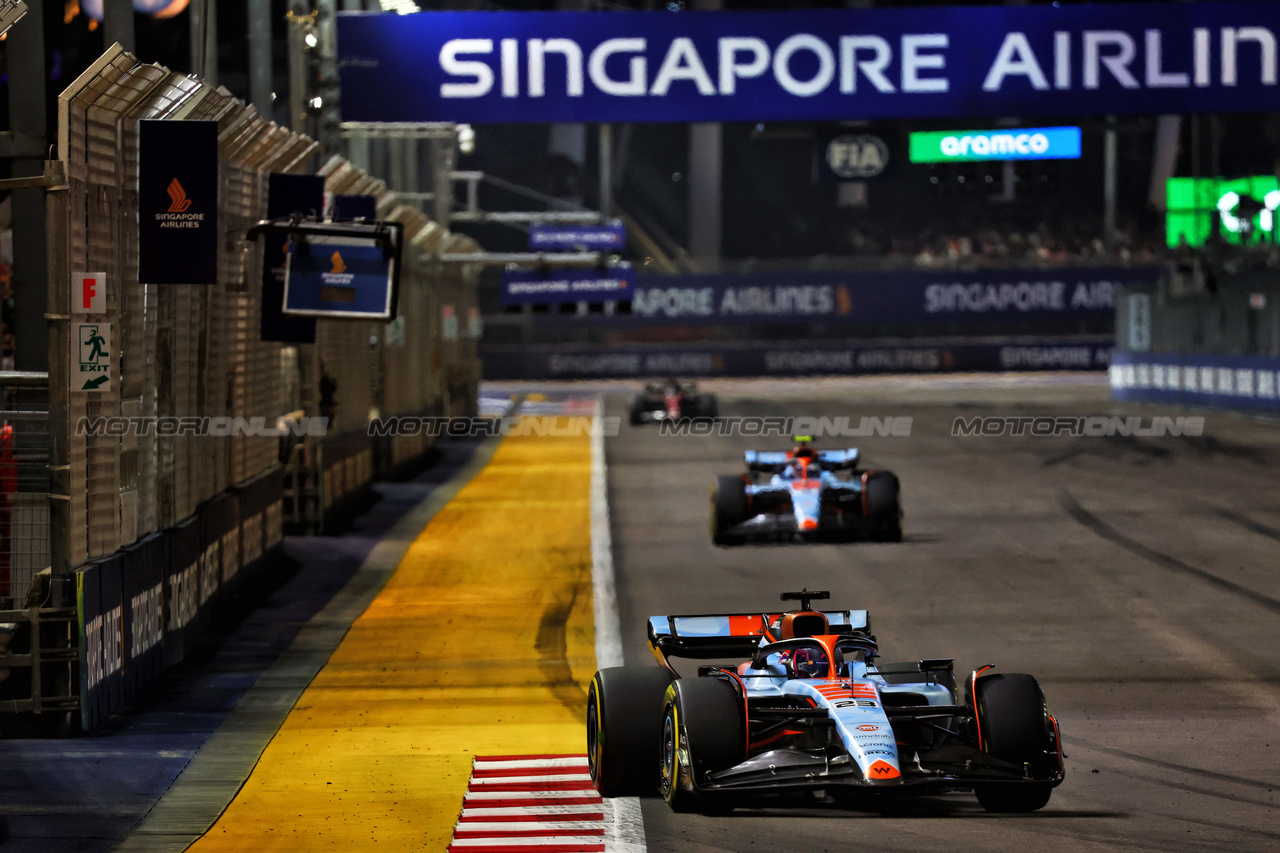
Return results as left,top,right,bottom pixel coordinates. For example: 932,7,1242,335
972,672,1056,813
862,470,903,542
629,404,645,426
660,678,744,812
711,475,748,546
587,667,675,796
877,516,904,543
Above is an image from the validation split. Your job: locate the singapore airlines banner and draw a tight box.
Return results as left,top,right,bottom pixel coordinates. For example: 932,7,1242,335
337,2,1280,123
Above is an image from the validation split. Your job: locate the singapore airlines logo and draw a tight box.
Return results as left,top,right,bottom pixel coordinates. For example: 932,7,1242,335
167,178,193,213
322,249,354,285
156,178,203,228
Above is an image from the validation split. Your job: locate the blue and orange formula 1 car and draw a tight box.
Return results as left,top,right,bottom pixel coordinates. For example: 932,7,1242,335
711,438,902,545
587,590,1065,814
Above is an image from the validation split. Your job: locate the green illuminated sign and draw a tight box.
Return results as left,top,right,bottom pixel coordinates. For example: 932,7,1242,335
908,127,1081,163
1165,176,1280,248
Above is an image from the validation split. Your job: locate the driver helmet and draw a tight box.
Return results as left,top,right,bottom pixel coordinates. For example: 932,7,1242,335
792,647,828,679
791,435,816,460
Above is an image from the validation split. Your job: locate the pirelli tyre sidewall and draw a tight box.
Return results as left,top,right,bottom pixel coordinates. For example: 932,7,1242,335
588,667,675,797
660,678,745,812
862,469,903,541
971,672,1058,813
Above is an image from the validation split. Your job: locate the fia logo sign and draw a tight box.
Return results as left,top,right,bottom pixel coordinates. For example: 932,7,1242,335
826,135,889,180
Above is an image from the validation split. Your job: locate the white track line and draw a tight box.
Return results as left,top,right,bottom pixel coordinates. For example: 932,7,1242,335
474,757,589,770
470,774,593,784
590,396,647,853
460,807,604,818
450,835,609,845
591,396,625,670
466,789,598,800
457,822,610,832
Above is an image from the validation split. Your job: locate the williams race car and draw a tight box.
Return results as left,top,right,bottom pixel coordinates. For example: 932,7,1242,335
587,589,1065,813
711,438,902,544
629,379,718,425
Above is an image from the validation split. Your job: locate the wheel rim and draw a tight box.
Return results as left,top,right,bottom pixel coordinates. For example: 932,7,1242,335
661,709,677,794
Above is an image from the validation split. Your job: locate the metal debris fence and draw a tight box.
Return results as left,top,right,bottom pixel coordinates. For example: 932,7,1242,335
54,45,480,574
0,46,482,728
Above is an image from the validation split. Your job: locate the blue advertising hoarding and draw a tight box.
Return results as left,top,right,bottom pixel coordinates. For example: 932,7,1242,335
284,239,398,319
529,222,627,251
502,264,636,304
518,266,1152,327
338,2,1280,123
1110,350,1280,414
480,336,1114,380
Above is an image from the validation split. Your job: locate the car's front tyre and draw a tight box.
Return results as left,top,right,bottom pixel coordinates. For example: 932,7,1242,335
660,678,744,812
971,672,1058,813
587,667,675,796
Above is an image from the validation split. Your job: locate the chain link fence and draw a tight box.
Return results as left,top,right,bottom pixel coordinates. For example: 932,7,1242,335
0,374,50,610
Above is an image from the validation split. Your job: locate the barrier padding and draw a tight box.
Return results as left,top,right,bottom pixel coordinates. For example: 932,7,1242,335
1110,350,1280,415
164,515,203,670
121,532,166,705
480,336,1115,380
69,468,297,731
77,554,125,732
320,431,375,531
201,491,240,608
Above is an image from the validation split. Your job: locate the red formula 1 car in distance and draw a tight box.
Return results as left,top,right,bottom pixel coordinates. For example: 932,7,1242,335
587,589,1065,814
629,378,719,425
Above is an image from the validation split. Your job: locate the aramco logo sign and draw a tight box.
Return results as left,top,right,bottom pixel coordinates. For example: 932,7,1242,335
908,126,1082,162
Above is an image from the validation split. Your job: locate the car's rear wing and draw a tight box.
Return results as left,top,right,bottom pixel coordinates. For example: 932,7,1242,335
744,449,860,472
817,448,860,469
648,610,870,665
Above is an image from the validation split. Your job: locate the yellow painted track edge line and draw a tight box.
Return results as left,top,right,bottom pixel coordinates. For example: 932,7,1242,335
109,413,520,853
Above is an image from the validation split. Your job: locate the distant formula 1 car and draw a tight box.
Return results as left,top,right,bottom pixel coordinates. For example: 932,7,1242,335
629,379,718,425
711,438,902,544
587,589,1065,813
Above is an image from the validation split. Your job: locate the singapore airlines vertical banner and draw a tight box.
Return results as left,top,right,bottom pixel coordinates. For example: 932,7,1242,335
138,120,219,285
337,1,1280,123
